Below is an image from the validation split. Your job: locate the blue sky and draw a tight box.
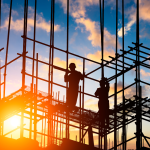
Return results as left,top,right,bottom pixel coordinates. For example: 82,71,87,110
1,0,150,148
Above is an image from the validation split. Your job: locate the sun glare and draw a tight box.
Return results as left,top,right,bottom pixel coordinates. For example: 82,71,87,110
10,116,20,128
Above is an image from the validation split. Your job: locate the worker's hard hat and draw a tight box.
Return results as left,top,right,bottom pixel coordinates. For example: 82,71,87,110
69,63,76,68
99,77,108,83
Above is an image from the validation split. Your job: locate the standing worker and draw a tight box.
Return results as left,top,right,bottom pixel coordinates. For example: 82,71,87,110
64,63,84,111
95,78,110,128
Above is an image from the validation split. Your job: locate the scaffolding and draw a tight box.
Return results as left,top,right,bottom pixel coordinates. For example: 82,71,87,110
0,0,150,150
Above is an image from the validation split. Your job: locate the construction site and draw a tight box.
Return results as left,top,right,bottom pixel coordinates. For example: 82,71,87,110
0,0,150,149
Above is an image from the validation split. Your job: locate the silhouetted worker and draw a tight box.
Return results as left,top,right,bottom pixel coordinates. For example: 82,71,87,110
95,78,110,128
64,63,84,110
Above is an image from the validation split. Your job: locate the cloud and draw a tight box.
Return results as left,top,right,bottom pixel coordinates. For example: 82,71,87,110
70,32,78,44
40,57,84,79
1,16,61,32
108,81,137,106
54,57,66,68
57,0,99,18
141,69,150,77
87,49,115,63
1,17,23,31
118,0,150,37
53,57,83,71
84,98,98,111
118,5,136,37
76,18,118,49
142,84,150,97
1,5,60,32
140,27,150,39
109,81,123,99
139,0,150,21
118,19,136,37
57,0,120,50
6,80,22,88
1,2,18,16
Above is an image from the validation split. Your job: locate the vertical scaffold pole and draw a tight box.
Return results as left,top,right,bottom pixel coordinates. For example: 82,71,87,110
99,1,101,148
140,86,142,148
66,0,69,140
41,108,44,147
136,0,141,149
56,94,59,144
44,111,46,147
114,0,118,149
34,53,38,140
3,0,12,98
82,59,85,143
31,0,37,93
21,0,28,138
99,0,105,148
114,82,117,150
48,0,52,144
48,0,55,144
79,86,82,143
99,0,104,80
51,0,55,144
122,0,126,149
30,0,37,139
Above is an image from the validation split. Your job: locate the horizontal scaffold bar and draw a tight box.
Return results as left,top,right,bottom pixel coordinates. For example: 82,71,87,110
21,35,101,65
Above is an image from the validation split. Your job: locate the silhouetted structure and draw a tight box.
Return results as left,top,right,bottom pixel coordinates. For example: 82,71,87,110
0,0,150,150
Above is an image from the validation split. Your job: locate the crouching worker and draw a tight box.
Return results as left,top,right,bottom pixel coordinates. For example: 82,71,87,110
64,63,84,111
95,78,110,128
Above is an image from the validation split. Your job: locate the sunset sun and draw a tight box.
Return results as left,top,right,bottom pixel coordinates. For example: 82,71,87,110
10,116,20,128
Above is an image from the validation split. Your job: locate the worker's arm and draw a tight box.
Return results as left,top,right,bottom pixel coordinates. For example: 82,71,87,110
64,72,69,82
80,72,87,80
81,72,84,80
95,88,100,97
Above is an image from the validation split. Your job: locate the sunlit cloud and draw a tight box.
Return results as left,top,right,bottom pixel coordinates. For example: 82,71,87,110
118,0,150,37
58,0,120,50
87,49,115,63
1,16,61,32
141,69,150,77
1,5,60,32
118,19,136,37
84,98,98,111
139,0,150,21
53,57,83,72
76,18,118,49
57,0,99,18
40,57,84,79
140,69,150,81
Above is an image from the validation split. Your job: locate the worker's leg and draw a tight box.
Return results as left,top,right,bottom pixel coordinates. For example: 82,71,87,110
72,90,78,106
66,88,78,110
66,88,72,106
98,101,105,128
106,100,109,128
